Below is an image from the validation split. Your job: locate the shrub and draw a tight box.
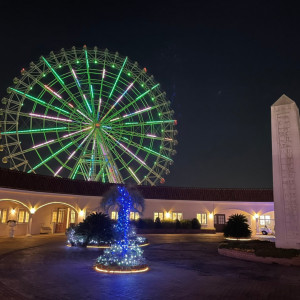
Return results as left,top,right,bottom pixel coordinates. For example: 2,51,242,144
175,219,181,229
161,220,175,229
132,218,155,229
155,217,162,228
67,212,113,246
180,219,192,229
223,214,252,238
191,218,201,229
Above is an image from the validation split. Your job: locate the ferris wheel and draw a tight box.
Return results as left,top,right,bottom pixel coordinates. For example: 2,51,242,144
0,46,177,185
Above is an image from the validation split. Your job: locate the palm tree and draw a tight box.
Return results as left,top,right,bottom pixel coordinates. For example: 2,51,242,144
101,185,145,215
101,185,145,246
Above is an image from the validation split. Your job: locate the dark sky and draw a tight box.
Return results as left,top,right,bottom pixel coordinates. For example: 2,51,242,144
1,0,300,188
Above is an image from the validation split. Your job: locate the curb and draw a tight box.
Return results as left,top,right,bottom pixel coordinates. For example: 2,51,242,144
218,248,300,267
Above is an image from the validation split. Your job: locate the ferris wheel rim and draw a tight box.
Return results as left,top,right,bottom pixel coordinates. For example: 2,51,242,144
0,46,177,185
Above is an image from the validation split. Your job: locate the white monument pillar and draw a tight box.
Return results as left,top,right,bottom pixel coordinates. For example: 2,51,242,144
271,94,300,249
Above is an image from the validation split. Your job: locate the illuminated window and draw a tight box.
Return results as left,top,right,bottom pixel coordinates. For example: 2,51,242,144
25,212,29,223
0,209,7,223
260,215,271,226
18,209,25,223
57,209,64,223
52,211,57,223
197,213,207,225
130,212,140,220
111,211,118,220
154,212,164,221
70,210,76,224
172,212,183,221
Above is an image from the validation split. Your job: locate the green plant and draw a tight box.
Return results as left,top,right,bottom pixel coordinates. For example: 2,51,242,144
69,212,113,246
223,214,252,238
180,219,193,229
191,218,201,229
175,219,181,229
155,217,162,228
219,240,300,259
101,185,145,216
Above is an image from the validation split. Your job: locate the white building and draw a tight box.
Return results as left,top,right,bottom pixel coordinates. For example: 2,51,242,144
0,167,274,236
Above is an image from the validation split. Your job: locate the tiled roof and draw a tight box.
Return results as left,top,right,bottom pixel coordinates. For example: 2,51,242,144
0,168,273,202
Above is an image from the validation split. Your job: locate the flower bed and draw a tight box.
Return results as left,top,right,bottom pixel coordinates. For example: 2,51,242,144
136,228,216,234
95,264,149,274
219,240,300,259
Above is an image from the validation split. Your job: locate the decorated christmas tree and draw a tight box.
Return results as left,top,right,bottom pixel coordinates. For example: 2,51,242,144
95,186,148,273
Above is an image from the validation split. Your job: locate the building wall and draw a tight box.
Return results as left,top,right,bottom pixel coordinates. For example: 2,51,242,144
0,186,274,236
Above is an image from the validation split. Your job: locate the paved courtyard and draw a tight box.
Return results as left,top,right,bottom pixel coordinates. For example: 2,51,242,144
0,234,299,300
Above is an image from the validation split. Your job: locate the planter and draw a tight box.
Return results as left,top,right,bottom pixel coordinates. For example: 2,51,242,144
218,248,300,267
137,228,216,234
94,264,149,274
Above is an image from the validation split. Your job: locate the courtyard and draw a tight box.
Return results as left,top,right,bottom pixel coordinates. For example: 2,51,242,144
0,234,299,300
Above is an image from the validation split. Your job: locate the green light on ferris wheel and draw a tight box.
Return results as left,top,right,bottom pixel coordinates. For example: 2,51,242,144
109,57,128,99
3,47,177,185
28,141,74,172
42,57,65,85
9,88,70,115
143,146,173,161
1,127,68,135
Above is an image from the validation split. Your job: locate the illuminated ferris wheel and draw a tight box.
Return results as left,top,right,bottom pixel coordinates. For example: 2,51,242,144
0,46,177,185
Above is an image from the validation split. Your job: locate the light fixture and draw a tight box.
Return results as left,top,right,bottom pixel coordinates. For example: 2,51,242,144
11,209,16,215
254,213,259,219
30,208,36,214
165,212,170,219
79,210,85,217
209,213,213,219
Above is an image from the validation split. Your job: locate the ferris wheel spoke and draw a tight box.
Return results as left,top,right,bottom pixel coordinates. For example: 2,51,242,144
103,127,173,142
42,56,92,117
100,82,134,122
7,126,92,160
102,132,161,180
105,128,173,162
108,57,128,99
100,135,133,182
62,48,93,114
97,68,106,121
96,132,123,183
9,88,71,117
69,68,93,116
1,126,68,135
108,102,170,124
108,119,175,129
84,48,94,113
28,134,88,173
54,130,93,177
103,83,160,122
102,129,147,166
68,132,94,179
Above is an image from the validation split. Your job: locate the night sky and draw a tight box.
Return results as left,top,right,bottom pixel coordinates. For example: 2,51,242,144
1,1,300,188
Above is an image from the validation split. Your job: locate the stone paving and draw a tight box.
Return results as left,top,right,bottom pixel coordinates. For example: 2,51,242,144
0,234,299,299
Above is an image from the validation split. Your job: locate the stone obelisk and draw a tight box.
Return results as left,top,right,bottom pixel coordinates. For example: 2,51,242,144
271,94,300,249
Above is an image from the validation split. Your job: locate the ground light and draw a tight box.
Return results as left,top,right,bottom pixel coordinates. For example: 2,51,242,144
94,186,149,274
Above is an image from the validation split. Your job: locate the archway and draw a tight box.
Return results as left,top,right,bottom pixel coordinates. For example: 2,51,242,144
0,199,31,236
32,202,79,235
215,208,255,233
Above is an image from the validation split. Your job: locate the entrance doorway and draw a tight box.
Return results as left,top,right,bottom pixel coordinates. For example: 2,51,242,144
214,214,226,232
55,208,67,233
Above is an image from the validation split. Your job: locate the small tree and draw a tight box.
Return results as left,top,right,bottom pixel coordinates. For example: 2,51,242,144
155,217,162,228
223,214,252,238
191,218,201,229
67,212,113,246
